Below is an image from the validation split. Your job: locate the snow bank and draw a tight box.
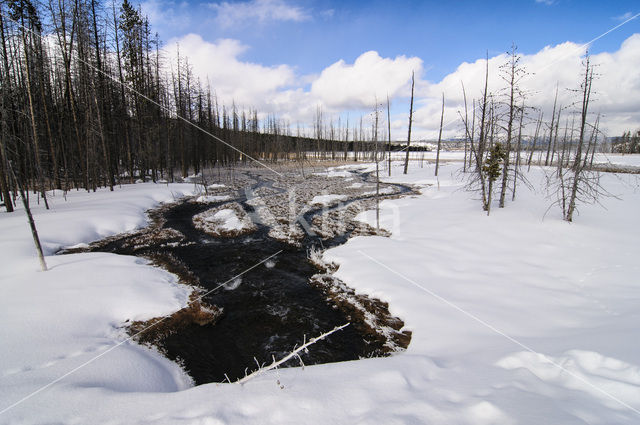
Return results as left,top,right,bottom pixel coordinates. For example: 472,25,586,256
0,183,198,420
323,162,640,423
194,194,231,203
313,169,353,178
193,204,255,236
362,187,396,196
310,194,347,205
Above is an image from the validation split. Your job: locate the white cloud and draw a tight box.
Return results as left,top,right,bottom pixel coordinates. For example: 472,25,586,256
311,51,422,110
412,35,640,139
167,36,422,125
166,32,640,140
164,34,296,109
208,0,310,28
613,12,634,22
535,0,555,5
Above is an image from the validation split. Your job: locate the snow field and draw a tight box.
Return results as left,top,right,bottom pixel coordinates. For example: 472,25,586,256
1,158,640,424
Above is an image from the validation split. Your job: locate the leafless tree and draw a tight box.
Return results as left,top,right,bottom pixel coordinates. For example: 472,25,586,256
545,85,559,166
550,54,607,222
435,93,444,177
498,44,526,208
403,71,414,175
527,111,544,171
386,95,392,176
511,101,525,201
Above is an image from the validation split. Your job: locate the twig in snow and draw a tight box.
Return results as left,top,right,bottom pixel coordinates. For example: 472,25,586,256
237,323,349,385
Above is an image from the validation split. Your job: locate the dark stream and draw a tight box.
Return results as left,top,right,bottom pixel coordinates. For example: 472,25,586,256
89,171,411,384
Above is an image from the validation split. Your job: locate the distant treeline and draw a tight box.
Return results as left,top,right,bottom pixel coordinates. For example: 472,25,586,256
611,130,640,154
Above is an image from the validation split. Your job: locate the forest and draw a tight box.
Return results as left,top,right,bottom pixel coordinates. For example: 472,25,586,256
0,0,390,214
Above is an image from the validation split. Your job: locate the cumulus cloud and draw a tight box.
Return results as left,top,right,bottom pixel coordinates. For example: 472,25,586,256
164,34,296,108
208,0,310,28
166,35,422,125
412,35,640,139
311,51,422,110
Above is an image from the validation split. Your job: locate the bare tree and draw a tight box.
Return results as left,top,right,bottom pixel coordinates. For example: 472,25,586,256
527,111,543,171
386,95,392,176
472,53,491,211
498,44,526,208
435,93,444,177
373,99,381,229
7,160,47,271
545,85,559,166
511,101,525,201
403,71,414,175
483,143,506,216
461,81,469,173
551,54,605,223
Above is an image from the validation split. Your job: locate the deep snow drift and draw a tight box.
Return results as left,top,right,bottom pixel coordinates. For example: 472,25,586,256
1,159,640,424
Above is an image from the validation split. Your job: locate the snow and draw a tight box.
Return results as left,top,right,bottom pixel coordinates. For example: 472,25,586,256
0,183,198,419
310,194,347,205
194,194,231,203
207,184,226,190
193,206,254,235
2,162,640,424
208,209,246,231
362,187,396,196
314,169,353,178
591,153,640,167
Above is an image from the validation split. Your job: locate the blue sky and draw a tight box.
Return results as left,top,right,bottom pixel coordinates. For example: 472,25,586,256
139,0,640,138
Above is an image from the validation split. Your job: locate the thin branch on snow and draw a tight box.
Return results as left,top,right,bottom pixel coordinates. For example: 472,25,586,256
237,323,349,385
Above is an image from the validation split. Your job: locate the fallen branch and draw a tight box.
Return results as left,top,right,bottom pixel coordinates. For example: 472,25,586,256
237,323,350,385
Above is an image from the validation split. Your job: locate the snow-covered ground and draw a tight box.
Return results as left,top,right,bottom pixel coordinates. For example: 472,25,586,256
310,194,347,205
389,150,640,168
195,194,231,203
1,159,640,424
193,206,255,236
590,153,640,167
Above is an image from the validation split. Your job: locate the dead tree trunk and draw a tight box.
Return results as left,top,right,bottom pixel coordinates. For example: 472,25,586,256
8,161,47,271
403,71,414,175
435,93,444,177
545,85,559,166
527,111,543,171
511,102,524,201
387,95,392,176
566,56,593,222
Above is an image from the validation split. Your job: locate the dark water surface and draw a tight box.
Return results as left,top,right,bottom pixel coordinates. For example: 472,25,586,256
91,171,411,384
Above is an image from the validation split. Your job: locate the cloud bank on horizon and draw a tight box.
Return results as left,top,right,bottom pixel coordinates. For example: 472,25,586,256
146,0,640,140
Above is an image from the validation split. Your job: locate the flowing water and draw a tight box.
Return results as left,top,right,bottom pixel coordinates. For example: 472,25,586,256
85,169,412,384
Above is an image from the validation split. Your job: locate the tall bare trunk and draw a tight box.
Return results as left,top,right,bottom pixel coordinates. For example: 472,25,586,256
403,71,414,175
435,93,444,177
